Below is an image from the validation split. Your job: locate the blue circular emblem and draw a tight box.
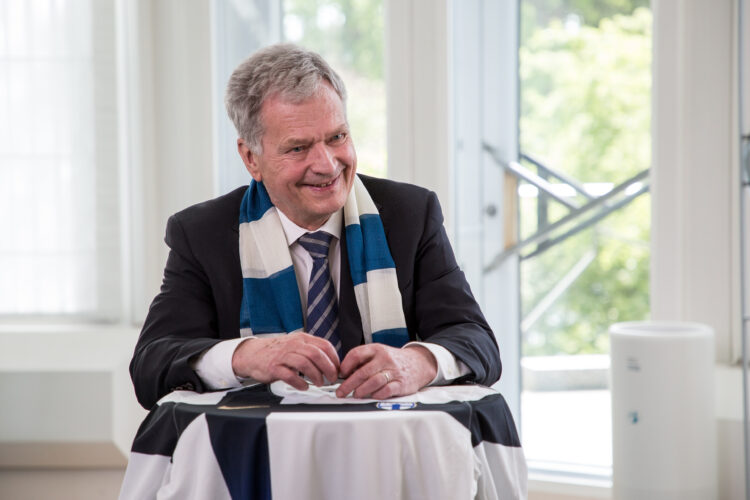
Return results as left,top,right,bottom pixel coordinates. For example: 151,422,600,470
376,402,417,410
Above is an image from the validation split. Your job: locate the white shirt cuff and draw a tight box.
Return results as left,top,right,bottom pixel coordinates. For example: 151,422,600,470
404,341,471,385
191,337,250,390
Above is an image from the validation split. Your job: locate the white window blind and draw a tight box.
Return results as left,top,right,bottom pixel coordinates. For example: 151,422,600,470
0,0,120,319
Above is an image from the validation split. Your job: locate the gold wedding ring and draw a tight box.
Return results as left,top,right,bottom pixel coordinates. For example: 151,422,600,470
383,371,391,384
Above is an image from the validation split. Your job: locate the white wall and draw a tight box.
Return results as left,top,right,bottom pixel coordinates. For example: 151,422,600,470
652,0,745,498
385,0,453,235
0,2,214,498
651,0,738,364
0,326,145,500
122,0,216,321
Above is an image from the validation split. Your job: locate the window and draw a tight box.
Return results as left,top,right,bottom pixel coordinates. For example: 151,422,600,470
518,1,651,478
212,0,282,195
0,0,120,319
212,0,386,193
283,0,386,178
453,0,652,482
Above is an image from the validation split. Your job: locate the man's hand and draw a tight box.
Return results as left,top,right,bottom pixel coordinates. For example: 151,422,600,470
335,344,438,399
231,332,340,390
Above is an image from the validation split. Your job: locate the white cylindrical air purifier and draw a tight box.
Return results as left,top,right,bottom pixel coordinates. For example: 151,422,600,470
609,321,716,500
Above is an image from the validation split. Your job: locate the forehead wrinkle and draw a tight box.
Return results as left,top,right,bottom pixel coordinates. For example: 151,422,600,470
260,85,349,154
277,119,349,149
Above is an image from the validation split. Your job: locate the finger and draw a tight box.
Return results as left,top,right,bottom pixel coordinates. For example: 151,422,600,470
314,338,342,379
336,353,376,397
293,339,340,384
339,344,376,378
337,361,385,398
282,352,326,387
353,369,393,399
371,379,400,400
269,364,308,391
294,332,341,368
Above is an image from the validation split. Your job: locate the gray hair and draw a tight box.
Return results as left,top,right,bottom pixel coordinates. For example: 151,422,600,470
225,43,348,153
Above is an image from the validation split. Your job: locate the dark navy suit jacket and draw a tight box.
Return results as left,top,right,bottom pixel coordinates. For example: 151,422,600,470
130,175,501,409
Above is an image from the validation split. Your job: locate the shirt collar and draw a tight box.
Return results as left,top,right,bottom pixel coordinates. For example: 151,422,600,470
277,208,343,247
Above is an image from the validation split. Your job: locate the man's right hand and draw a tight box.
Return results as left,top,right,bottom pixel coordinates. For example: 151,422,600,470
231,332,340,390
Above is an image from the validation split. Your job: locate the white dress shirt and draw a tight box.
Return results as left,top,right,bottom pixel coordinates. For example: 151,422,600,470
192,208,469,390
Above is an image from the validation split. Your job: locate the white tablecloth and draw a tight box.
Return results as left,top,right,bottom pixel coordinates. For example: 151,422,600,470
119,383,527,500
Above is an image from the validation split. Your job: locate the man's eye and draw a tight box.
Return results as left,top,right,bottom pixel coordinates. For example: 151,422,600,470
289,145,306,153
330,133,347,143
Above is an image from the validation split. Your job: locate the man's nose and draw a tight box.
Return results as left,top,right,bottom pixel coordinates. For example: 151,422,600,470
309,143,337,173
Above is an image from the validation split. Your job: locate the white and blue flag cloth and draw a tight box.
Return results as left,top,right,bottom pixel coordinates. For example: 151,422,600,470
238,176,409,347
119,384,527,500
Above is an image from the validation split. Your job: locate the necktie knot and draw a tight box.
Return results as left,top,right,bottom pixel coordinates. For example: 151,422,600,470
299,231,334,260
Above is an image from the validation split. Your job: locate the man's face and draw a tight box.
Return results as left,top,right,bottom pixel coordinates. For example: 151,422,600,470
239,83,357,230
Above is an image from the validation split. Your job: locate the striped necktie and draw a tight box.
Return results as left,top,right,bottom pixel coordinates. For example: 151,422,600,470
298,231,343,358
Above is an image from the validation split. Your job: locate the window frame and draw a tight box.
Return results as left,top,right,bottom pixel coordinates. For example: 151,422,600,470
445,0,743,493
385,0,522,423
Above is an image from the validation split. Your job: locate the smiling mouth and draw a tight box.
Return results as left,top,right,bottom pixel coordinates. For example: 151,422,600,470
306,173,340,188
313,179,336,187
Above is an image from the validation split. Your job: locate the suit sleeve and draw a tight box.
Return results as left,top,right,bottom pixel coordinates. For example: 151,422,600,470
129,215,224,409
410,191,502,386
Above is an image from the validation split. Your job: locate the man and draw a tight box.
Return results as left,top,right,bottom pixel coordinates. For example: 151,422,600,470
130,44,500,410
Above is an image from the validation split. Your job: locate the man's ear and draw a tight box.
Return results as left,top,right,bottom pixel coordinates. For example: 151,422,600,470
237,139,262,182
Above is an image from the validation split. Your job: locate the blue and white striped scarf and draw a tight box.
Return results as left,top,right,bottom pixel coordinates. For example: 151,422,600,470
238,176,409,348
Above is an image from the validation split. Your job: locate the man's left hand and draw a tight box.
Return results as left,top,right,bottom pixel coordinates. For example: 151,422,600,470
335,344,438,399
